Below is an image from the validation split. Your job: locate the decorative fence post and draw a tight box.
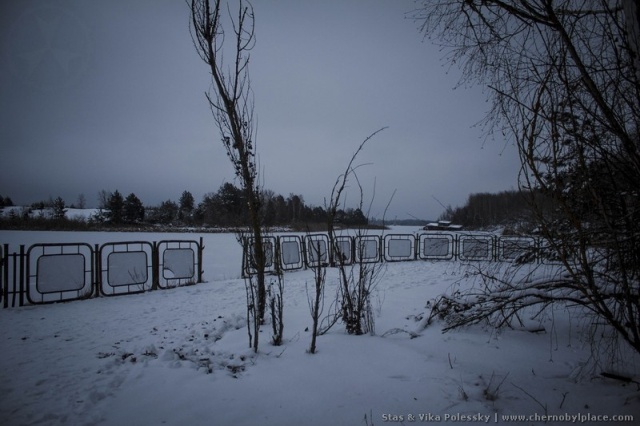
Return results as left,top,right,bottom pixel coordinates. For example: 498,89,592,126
19,245,25,307
152,241,159,291
93,244,100,299
198,237,204,283
1,244,7,308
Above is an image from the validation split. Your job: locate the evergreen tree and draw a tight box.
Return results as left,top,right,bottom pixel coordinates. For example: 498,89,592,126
179,190,195,223
53,197,66,220
179,190,195,213
123,193,145,224
154,200,178,224
107,190,124,224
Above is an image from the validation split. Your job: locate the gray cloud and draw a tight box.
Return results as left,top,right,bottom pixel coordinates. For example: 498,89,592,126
0,0,520,220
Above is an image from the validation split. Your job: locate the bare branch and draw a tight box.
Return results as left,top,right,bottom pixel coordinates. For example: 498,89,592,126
411,0,640,357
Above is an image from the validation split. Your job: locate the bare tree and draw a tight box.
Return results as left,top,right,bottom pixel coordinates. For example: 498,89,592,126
307,238,330,354
268,246,284,346
328,128,386,336
76,193,86,209
97,190,110,210
412,1,640,356
305,128,387,352
305,227,351,353
190,0,268,352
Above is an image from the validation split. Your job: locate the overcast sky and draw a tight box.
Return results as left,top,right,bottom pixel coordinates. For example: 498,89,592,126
0,0,520,221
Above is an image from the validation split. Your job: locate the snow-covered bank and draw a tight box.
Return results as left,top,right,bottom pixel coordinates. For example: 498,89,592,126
0,230,638,425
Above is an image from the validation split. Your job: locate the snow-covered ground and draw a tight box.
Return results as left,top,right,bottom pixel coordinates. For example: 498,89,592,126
0,228,638,426
0,206,103,221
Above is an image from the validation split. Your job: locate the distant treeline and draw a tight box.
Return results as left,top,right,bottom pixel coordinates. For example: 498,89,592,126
438,189,550,232
0,183,370,231
1,188,546,232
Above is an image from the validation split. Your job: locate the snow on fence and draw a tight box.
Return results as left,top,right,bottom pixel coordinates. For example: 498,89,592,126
242,232,545,277
1,238,204,308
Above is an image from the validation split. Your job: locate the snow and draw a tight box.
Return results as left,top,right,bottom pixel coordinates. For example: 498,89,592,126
0,206,103,221
1,228,639,426
64,208,103,221
0,206,25,218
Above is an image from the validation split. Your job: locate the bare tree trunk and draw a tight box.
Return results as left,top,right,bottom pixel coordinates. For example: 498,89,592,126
190,0,267,350
308,241,326,354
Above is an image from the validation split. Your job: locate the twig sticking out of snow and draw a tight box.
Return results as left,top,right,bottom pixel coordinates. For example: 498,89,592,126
511,382,548,416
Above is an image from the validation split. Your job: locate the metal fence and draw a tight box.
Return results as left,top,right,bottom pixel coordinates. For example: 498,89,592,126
243,232,547,276
1,238,204,308
0,232,547,307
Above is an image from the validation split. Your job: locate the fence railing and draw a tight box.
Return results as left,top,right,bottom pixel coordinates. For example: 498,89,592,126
1,238,204,308
242,232,547,276
0,232,547,307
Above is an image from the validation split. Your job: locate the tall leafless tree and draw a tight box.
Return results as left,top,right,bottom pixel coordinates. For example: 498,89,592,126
412,1,640,356
327,128,386,336
306,128,387,352
190,0,268,351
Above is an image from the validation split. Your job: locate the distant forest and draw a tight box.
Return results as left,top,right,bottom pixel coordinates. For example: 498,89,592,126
0,183,370,231
438,189,550,233
1,186,542,232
